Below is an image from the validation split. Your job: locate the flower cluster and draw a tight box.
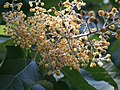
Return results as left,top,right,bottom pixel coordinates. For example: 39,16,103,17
2,0,120,75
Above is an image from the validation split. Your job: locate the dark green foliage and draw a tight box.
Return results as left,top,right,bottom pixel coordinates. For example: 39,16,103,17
62,67,96,90
86,65,118,90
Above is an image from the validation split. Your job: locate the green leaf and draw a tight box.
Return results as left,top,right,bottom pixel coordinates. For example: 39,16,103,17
0,47,7,67
103,62,120,89
110,48,120,67
80,68,114,90
58,78,76,90
37,80,54,90
0,58,26,75
109,39,120,54
0,25,7,35
0,61,44,90
0,46,26,74
44,75,70,90
39,65,48,79
6,46,25,60
0,35,14,47
0,43,44,90
0,46,27,75
0,36,10,44
86,65,118,90
108,38,120,67
55,80,70,90
61,67,96,90
0,58,26,90
0,46,44,90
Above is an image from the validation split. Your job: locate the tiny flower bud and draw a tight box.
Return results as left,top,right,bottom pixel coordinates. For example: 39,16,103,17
88,11,95,16
41,2,44,6
73,48,77,51
98,61,103,67
36,2,39,6
116,29,120,35
89,16,95,22
115,35,120,39
94,19,99,24
54,11,59,16
98,10,104,16
52,61,56,67
58,1,63,7
90,62,94,68
47,71,51,76
29,2,33,7
51,7,56,12
45,64,49,68
109,24,115,30
30,8,35,12
4,2,10,8
104,12,110,18
106,54,111,58
100,28,106,33
51,39,55,43
107,59,111,63
76,25,81,29
112,7,118,13
69,67,72,70
56,70,60,76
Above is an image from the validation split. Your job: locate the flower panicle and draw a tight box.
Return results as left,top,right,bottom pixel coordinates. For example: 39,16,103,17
2,0,120,76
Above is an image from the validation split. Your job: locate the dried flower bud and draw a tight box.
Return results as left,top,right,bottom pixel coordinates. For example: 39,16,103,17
36,2,39,6
106,54,111,58
100,28,106,33
3,2,10,8
51,7,56,12
89,16,95,22
58,1,63,7
76,25,81,29
104,12,110,18
116,29,120,35
41,2,44,6
109,24,115,30
29,1,33,7
98,61,103,67
88,11,95,17
116,30,120,39
54,11,59,16
51,39,55,43
98,10,104,16
115,35,120,39
30,8,35,12
90,62,96,68
107,59,111,62
94,19,99,24
56,70,60,76
111,7,118,13
45,63,49,68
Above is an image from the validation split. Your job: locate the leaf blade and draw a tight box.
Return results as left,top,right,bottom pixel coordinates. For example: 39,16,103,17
61,67,96,90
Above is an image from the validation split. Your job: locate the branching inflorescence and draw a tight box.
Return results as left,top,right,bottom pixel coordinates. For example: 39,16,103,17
2,0,120,75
